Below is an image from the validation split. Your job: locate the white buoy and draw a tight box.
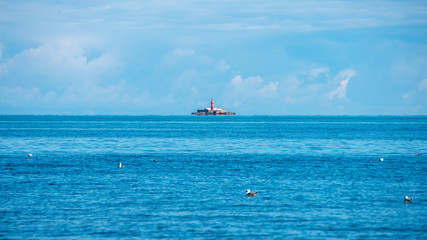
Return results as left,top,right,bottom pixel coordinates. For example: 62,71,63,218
379,157,384,162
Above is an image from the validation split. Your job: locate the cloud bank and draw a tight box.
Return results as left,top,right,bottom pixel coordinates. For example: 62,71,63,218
0,0,426,114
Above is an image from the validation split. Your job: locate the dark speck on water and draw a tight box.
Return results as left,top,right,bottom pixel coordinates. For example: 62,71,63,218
0,115,426,239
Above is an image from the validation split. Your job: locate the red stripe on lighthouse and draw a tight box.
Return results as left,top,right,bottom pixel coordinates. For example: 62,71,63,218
211,98,214,110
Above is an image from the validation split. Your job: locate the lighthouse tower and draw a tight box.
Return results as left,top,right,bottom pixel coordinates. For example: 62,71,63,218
191,97,235,115
211,97,214,110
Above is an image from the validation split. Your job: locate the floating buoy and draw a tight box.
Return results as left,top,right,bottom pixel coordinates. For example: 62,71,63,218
28,153,32,157
379,158,384,162
416,153,422,156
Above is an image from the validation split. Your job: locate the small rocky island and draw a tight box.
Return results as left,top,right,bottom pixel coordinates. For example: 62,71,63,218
191,98,236,115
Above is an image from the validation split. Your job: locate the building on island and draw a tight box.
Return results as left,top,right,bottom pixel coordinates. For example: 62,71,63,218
191,98,235,115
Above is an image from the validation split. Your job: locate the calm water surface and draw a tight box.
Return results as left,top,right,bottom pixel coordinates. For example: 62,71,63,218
0,116,426,239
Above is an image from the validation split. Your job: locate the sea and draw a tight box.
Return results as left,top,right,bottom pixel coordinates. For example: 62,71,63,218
0,115,426,239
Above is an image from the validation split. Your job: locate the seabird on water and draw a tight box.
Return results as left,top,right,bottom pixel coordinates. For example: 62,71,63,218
245,189,258,197
118,163,124,168
379,157,384,161
404,196,413,203
28,153,32,157
153,158,157,162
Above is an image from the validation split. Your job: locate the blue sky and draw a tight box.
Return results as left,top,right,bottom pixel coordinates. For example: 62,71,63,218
0,0,426,115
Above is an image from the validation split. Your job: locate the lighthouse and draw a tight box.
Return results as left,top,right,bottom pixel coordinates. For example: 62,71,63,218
191,98,235,115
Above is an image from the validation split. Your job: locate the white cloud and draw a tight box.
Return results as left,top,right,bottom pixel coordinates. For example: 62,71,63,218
325,69,356,100
0,86,57,107
231,75,260,89
326,79,349,99
230,75,243,85
163,48,195,64
231,75,263,88
308,67,329,78
222,69,357,114
2,0,425,44
279,67,328,104
229,75,278,97
0,39,121,88
0,39,130,113
285,96,297,104
258,81,279,97
276,67,357,109
216,59,230,72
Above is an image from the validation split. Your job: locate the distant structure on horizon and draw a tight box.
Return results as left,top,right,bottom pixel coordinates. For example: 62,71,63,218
191,98,236,115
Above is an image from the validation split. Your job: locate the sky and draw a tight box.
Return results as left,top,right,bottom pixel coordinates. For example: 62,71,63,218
0,0,426,115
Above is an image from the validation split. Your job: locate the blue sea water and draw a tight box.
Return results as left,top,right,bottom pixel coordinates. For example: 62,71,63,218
0,115,426,239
